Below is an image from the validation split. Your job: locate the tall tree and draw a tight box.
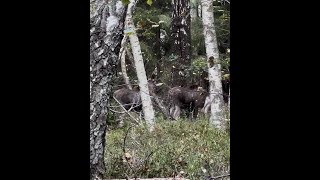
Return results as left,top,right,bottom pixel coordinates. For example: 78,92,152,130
90,0,126,179
201,0,225,129
170,0,191,86
126,0,156,130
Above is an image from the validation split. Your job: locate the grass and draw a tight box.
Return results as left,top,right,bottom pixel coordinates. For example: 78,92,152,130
104,117,230,180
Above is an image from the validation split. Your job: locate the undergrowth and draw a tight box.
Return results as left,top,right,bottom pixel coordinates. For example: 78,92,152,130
104,117,230,179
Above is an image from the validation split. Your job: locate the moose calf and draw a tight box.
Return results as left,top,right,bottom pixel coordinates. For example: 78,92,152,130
168,85,208,120
113,80,159,112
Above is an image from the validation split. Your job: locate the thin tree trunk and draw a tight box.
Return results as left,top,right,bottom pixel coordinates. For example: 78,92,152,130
125,46,135,68
190,0,197,20
201,0,225,129
126,0,155,131
171,0,191,87
198,4,202,18
90,0,126,179
119,35,132,89
155,25,161,80
228,83,230,110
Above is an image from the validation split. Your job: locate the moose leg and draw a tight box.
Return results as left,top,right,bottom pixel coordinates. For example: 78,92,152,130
185,110,190,119
169,105,175,117
173,105,181,120
188,103,196,120
202,96,211,116
117,113,125,128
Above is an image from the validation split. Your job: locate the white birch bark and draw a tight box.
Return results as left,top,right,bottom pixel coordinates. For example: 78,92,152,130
201,0,225,129
198,4,202,18
90,0,126,179
190,0,197,19
119,35,132,89
125,0,155,131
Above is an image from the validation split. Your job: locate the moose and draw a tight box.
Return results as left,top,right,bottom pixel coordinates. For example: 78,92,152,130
168,85,208,120
113,80,160,112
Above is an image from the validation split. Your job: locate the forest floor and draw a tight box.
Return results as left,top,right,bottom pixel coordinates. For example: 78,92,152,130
104,117,230,180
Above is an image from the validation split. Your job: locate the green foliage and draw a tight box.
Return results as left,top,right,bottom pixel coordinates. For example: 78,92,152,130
146,0,153,6
185,56,208,78
139,41,157,75
191,56,208,73
191,17,206,56
221,57,230,73
122,0,153,6
133,7,162,41
158,14,172,30
214,5,230,48
105,118,230,179
118,0,230,89
122,0,130,5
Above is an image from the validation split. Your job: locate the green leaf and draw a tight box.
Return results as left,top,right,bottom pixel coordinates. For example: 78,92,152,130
146,0,153,6
122,0,130,5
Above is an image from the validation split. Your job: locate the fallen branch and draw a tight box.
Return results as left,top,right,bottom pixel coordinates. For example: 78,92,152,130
109,108,126,114
209,173,230,179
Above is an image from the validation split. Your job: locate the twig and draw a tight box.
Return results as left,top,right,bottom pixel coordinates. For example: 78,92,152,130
113,96,140,125
109,102,141,108
150,92,172,120
123,126,133,154
209,174,230,179
122,126,138,179
109,108,126,114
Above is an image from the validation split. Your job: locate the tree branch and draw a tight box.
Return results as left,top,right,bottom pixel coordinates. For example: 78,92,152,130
113,96,141,125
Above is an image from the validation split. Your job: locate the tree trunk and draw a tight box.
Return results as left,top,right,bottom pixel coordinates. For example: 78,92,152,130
126,0,155,131
125,46,136,69
201,0,225,129
198,4,202,18
228,83,230,110
170,0,191,87
155,25,162,80
119,35,132,89
190,0,198,20
90,0,126,179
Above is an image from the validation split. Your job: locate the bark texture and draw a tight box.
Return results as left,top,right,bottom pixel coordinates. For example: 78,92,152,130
90,0,126,179
190,0,198,19
170,0,191,86
126,0,155,130
201,0,225,129
119,35,132,89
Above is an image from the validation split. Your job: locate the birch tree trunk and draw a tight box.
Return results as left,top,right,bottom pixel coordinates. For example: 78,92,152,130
201,0,225,129
126,0,155,131
119,35,132,89
171,0,191,86
190,0,197,20
90,0,125,179
198,3,202,18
